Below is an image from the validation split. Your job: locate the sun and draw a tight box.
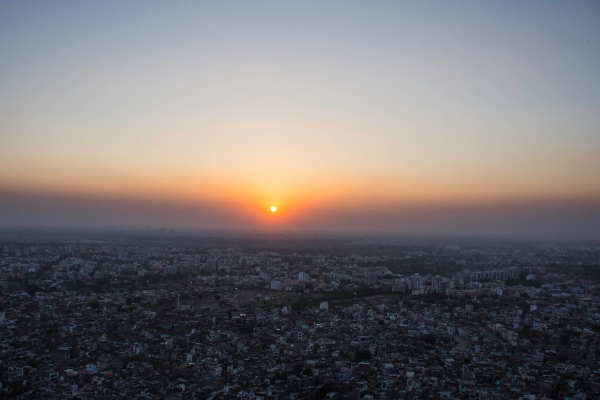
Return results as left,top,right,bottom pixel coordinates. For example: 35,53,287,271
270,206,277,213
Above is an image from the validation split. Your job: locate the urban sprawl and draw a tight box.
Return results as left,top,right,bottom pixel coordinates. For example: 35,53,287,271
1,231,600,400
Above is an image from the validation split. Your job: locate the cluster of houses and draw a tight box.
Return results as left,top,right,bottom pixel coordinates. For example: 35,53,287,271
0,235,599,398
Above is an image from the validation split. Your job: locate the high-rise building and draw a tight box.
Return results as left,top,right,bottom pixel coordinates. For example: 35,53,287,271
299,271,310,281
206,259,219,271
164,265,178,275
431,275,450,293
117,250,128,260
365,272,378,285
411,274,422,289
270,280,282,290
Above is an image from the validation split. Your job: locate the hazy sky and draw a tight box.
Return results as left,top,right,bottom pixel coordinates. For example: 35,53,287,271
1,1,599,236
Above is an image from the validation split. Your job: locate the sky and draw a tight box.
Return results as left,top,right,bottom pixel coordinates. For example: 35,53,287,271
1,1,599,237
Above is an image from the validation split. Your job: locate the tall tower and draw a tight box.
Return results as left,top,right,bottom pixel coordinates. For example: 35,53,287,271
177,294,180,310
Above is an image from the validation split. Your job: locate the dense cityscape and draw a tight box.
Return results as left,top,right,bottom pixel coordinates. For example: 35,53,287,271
1,229,599,399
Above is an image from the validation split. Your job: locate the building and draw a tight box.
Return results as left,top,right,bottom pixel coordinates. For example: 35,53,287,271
410,274,422,289
164,265,178,275
206,259,219,271
270,280,282,290
117,250,128,261
365,272,378,285
298,271,310,281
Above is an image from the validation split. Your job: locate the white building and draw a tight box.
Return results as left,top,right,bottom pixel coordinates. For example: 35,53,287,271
410,274,422,289
270,280,282,290
299,272,310,281
365,272,378,286
186,349,195,363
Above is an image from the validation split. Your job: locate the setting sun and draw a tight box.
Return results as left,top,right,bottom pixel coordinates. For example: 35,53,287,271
270,206,277,213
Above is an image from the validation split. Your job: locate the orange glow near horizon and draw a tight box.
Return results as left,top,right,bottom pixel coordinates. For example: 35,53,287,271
0,117,599,232
1,165,600,226
0,114,599,232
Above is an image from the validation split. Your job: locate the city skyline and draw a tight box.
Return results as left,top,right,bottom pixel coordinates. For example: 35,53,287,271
1,1,599,236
